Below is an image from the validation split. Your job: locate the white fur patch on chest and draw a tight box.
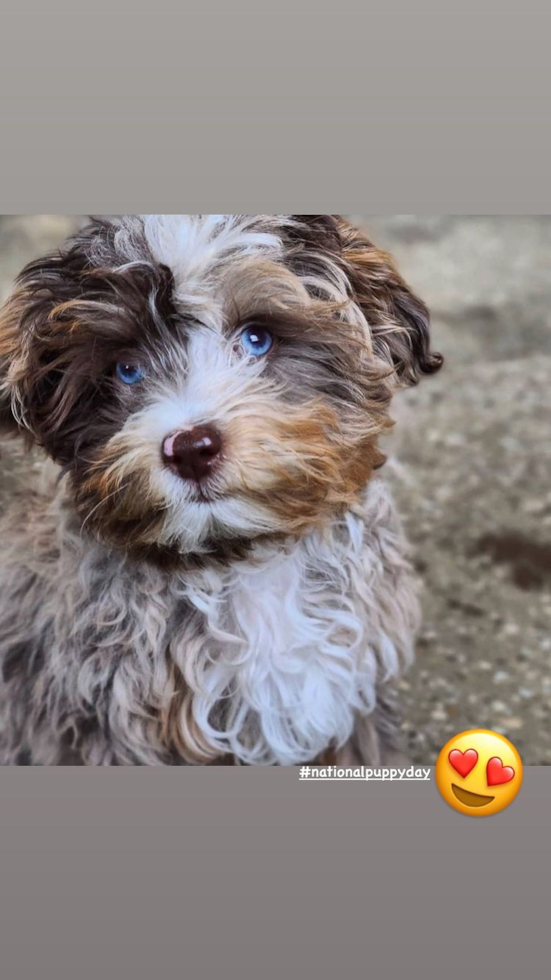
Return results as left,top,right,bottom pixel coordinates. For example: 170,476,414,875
169,481,417,765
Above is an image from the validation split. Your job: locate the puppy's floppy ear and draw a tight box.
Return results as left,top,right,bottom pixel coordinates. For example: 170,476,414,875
0,287,29,435
337,218,443,385
0,242,92,446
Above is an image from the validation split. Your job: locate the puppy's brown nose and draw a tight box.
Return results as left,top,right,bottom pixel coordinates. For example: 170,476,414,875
162,426,222,482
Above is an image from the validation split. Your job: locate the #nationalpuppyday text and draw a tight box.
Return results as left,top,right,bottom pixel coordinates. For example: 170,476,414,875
299,766,431,781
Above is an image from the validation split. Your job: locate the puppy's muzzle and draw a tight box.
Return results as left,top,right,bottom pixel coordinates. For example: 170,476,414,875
162,426,223,483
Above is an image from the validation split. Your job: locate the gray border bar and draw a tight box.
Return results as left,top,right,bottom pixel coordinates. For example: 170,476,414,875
0,767,548,978
1,10,551,212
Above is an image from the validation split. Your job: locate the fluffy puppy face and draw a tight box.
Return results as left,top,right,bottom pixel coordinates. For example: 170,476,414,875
0,215,441,565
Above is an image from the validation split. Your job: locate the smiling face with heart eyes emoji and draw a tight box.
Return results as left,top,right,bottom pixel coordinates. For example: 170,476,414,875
435,729,523,816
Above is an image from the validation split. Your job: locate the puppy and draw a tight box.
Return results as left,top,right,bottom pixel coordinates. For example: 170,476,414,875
0,215,441,765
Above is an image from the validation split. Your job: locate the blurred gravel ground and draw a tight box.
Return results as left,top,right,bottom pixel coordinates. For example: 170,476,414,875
364,216,551,764
1,215,550,763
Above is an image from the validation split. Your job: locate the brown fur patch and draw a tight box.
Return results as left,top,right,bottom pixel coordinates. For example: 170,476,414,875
159,662,221,764
227,394,389,533
0,290,32,433
220,257,312,326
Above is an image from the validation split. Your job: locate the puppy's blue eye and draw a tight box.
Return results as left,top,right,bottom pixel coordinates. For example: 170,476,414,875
115,363,145,385
240,325,273,357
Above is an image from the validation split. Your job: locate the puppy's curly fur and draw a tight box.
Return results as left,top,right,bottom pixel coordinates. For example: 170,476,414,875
0,215,441,765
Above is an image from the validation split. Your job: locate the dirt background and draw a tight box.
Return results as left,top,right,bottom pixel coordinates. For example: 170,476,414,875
1,215,550,764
